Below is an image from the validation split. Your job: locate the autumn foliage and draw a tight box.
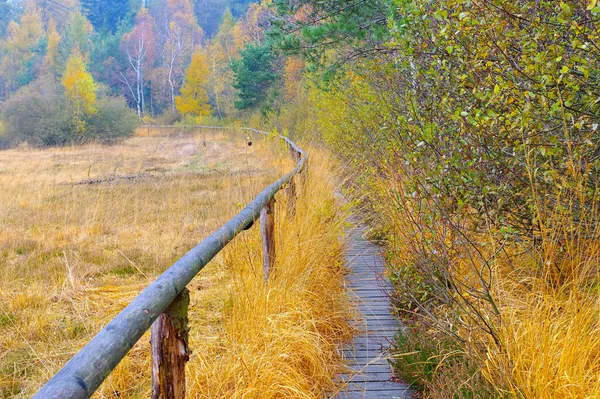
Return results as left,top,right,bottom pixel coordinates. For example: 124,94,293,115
175,51,211,122
62,53,97,115
272,0,600,397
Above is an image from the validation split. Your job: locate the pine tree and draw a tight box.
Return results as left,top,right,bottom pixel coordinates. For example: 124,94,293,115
175,51,212,122
81,0,131,33
231,44,277,110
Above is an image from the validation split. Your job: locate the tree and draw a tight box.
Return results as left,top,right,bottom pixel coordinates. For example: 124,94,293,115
81,0,132,33
175,50,211,122
3,75,137,146
231,43,278,110
120,7,156,117
149,0,203,111
207,8,237,117
62,52,97,136
282,56,303,102
271,0,393,79
1,1,44,96
193,0,252,37
57,10,94,66
35,0,78,29
44,18,60,74
0,0,16,37
2,75,71,146
231,1,273,48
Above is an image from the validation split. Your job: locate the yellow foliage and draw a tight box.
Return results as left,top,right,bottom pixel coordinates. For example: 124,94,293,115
5,1,43,53
175,51,212,122
45,19,60,72
283,57,304,102
62,53,97,116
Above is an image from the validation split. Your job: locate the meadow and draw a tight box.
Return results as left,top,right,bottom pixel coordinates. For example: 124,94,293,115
0,129,352,398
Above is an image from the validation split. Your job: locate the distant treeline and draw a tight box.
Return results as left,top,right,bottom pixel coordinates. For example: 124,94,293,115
0,0,299,147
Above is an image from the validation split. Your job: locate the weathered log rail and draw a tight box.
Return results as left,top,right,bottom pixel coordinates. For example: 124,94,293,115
32,126,306,399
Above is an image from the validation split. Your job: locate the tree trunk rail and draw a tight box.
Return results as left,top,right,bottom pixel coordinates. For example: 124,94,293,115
32,126,306,399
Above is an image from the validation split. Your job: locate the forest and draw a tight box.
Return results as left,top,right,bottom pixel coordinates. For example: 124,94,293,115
1,0,599,398
0,0,267,146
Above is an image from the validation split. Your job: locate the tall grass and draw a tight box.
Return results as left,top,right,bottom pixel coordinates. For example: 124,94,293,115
187,149,354,398
0,131,353,398
378,165,600,398
482,183,600,399
0,131,277,396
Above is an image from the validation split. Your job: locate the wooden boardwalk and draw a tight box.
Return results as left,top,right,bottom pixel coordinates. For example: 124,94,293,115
334,218,415,399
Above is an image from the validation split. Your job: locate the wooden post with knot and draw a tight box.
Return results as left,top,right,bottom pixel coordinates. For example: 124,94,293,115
151,288,190,399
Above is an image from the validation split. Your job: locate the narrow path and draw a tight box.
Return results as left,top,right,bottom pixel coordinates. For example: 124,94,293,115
334,217,416,399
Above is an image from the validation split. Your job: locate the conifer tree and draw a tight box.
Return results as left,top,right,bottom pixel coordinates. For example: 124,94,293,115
231,44,277,110
81,0,131,33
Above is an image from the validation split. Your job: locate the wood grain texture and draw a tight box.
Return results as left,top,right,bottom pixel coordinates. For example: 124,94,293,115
260,197,276,282
151,288,190,399
334,218,416,399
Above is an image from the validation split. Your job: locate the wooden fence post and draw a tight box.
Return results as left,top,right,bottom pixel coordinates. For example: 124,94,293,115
286,178,297,218
151,288,190,399
260,198,276,282
289,147,301,163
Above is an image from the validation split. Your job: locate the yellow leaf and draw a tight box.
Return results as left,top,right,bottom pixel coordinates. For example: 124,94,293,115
175,51,212,118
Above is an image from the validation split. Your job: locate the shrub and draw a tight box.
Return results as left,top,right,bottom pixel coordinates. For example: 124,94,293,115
2,81,73,146
84,97,138,143
299,1,600,396
1,79,137,147
154,109,181,126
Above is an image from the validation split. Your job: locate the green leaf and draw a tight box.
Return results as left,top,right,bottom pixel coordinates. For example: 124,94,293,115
559,1,572,14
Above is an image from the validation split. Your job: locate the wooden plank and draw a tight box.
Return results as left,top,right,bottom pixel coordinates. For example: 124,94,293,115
344,381,413,392
335,222,416,399
336,389,415,399
341,371,395,383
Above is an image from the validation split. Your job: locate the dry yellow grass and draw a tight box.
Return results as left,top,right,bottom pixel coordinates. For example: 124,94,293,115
368,169,600,399
187,149,354,398
0,130,279,397
484,281,600,399
482,210,600,399
0,130,353,398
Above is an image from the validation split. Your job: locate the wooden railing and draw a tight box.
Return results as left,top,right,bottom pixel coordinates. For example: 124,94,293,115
32,126,306,399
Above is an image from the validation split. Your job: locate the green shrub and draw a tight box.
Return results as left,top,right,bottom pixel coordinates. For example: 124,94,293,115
84,96,138,143
2,82,73,146
1,79,137,147
154,109,181,125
